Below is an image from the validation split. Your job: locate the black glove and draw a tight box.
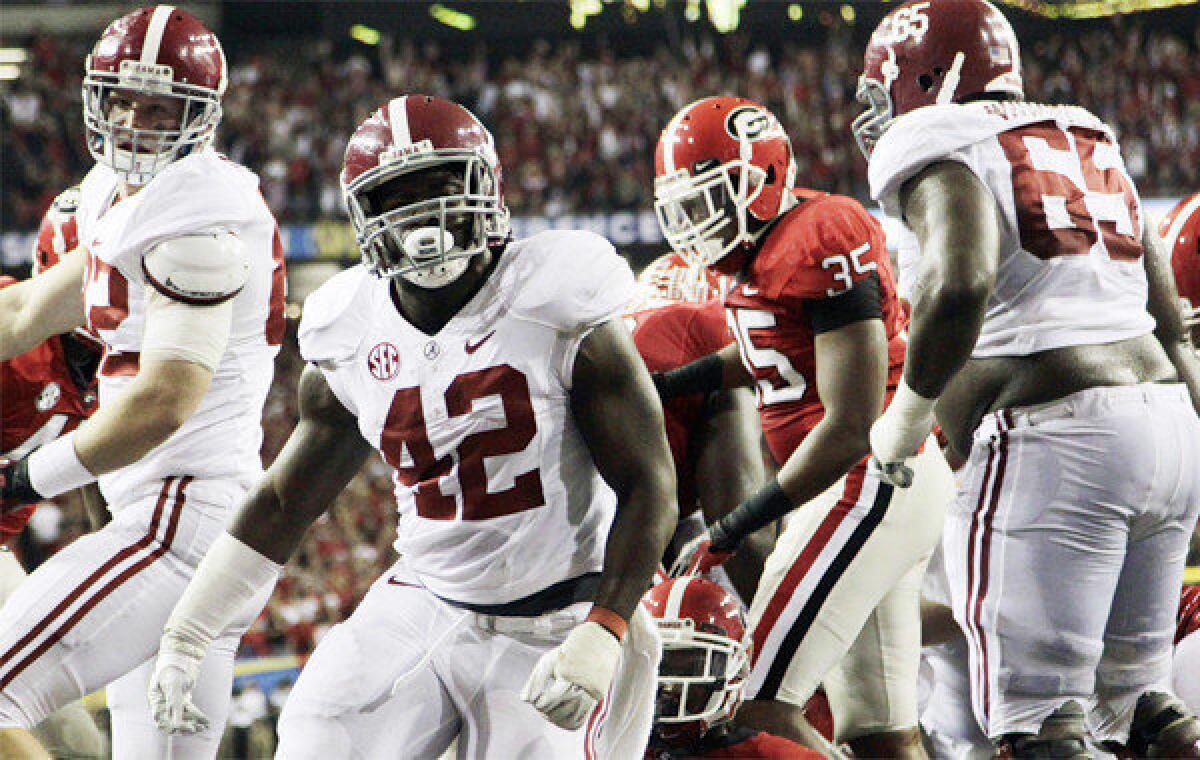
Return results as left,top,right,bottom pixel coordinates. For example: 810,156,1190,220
1,457,41,513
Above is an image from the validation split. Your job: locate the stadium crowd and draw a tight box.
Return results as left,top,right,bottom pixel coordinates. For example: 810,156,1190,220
4,17,1199,232
3,4,1199,676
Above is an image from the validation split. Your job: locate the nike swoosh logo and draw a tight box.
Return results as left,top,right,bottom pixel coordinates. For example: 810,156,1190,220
742,285,759,296
386,576,421,588
464,330,496,354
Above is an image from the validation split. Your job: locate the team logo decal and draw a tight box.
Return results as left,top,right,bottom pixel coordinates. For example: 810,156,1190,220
36,382,61,412
725,106,772,141
367,342,400,381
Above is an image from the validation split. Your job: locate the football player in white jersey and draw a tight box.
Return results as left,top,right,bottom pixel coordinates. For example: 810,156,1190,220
0,6,285,758
146,95,677,759
853,1,1200,756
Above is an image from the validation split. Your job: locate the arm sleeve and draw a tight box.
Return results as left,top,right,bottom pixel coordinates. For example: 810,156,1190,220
804,273,884,335
140,287,233,372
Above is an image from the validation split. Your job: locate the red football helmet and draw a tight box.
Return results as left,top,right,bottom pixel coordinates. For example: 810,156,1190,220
83,5,227,184
654,97,797,267
642,577,750,745
631,252,731,312
853,0,1024,156
32,188,104,351
1160,193,1200,349
341,95,510,288
33,186,81,275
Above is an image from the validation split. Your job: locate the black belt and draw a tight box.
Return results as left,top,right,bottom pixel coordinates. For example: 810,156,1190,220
438,572,601,617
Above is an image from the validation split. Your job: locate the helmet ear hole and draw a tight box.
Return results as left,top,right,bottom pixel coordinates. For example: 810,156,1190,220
765,164,776,185
918,73,935,92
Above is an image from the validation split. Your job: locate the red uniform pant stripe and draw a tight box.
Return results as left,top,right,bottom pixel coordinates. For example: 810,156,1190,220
0,476,190,691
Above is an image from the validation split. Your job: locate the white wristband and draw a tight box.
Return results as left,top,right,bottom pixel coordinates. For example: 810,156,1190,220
26,433,95,498
890,377,938,425
162,532,282,653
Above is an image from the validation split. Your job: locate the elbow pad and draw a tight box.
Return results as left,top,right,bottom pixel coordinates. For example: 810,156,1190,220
142,232,249,305
141,288,233,372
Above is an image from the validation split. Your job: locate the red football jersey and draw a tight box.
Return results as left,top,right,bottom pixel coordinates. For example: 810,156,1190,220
1,282,97,542
1178,585,1200,645
723,189,906,464
630,300,733,513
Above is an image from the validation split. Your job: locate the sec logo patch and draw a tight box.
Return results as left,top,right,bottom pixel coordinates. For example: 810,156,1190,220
367,342,400,381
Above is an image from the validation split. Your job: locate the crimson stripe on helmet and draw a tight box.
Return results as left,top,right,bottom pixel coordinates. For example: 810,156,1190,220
140,5,176,66
388,96,412,149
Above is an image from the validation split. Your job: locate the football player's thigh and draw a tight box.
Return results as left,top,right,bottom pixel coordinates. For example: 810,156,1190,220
276,580,460,760
947,424,1131,738
448,628,585,760
823,557,926,741
0,524,183,727
747,445,949,704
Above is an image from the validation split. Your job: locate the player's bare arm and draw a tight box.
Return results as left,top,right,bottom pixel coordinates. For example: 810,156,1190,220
695,387,774,600
867,160,999,484
72,356,212,474
898,161,999,399
654,341,751,400
228,363,373,563
678,316,887,569
519,317,677,733
1142,224,1200,413
570,319,678,621
148,364,371,734
0,253,86,361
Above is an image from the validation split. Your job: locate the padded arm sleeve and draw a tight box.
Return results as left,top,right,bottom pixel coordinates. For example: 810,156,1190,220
142,232,249,305
141,287,233,372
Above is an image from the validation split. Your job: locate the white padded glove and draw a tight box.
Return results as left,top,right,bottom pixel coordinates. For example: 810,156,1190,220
148,637,210,735
520,621,622,730
869,379,937,488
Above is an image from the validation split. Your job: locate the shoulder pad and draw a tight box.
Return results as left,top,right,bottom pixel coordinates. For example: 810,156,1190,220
756,195,887,301
297,266,373,364
143,232,249,304
508,230,636,332
869,102,1115,214
868,104,994,211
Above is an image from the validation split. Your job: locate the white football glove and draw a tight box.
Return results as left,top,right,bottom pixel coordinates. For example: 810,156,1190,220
148,636,210,735
520,621,621,730
869,379,937,489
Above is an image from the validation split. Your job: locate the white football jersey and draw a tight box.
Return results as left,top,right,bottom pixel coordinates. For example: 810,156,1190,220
869,101,1154,357
298,231,636,606
76,149,285,509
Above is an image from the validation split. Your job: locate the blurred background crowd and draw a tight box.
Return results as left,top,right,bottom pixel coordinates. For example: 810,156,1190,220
4,16,1199,231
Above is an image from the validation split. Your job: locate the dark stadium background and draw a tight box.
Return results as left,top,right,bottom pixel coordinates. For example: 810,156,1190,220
1,1,1197,755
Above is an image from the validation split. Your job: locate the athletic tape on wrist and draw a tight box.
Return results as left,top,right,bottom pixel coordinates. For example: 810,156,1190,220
26,433,95,498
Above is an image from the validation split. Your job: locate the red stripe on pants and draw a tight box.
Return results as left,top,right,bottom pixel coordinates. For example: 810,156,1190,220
0,477,190,691
750,465,867,670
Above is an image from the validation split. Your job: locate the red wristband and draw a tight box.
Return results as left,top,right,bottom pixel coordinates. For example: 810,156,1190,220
586,605,627,641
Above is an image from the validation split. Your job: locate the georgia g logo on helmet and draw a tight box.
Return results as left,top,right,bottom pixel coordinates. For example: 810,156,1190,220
724,106,773,142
